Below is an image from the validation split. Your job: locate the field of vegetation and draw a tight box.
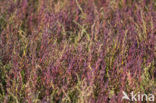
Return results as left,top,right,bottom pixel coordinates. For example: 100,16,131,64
0,0,156,103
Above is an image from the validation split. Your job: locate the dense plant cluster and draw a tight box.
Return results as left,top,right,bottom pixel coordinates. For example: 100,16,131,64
0,0,156,102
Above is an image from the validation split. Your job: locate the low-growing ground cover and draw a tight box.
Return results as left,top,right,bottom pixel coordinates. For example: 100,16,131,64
0,0,155,103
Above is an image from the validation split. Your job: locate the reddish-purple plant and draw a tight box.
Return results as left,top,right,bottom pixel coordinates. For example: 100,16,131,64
0,0,155,102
